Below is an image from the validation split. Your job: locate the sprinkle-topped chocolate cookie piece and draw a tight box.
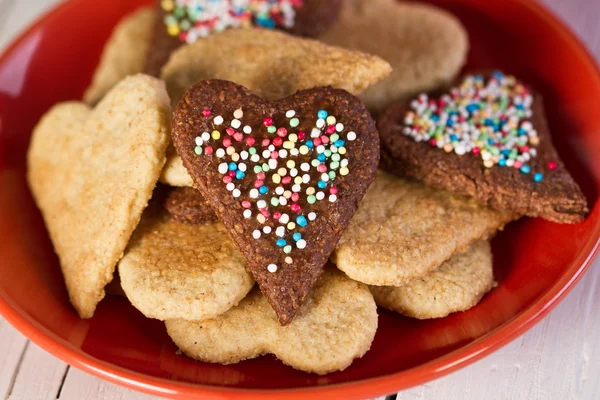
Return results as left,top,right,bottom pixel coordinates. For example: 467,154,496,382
145,0,343,76
379,71,588,223
171,80,379,324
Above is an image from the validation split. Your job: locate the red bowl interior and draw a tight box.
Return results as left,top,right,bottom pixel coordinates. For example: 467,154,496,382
1,0,599,398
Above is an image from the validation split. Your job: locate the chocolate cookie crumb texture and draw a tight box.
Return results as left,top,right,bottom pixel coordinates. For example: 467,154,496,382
379,71,588,223
172,80,379,324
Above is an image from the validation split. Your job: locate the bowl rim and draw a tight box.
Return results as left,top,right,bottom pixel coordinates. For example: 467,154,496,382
1,0,599,398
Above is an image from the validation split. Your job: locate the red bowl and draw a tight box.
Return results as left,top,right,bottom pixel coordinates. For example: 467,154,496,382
1,0,599,398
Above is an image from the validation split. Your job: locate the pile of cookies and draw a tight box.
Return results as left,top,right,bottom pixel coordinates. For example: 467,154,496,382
27,0,588,375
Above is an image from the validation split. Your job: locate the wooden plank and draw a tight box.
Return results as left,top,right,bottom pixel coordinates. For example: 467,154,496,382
7,342,68,400
0,320,28,398
58,368,163,400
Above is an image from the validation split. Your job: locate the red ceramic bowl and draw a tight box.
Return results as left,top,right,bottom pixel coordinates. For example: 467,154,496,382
1,0,599,398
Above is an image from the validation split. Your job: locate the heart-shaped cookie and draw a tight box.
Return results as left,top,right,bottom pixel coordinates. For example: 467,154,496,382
172,80,379,324
145,0,344,77
379,71,589,223
28,75,171,318
165,268,377,375
84,7,155,105
161,28,392,109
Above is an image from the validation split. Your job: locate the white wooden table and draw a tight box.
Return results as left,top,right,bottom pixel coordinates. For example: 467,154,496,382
1,0,599,399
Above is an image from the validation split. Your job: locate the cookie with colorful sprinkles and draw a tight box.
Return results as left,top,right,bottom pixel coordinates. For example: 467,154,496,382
171,79,379,325
379,71,588,224
145,0,343,77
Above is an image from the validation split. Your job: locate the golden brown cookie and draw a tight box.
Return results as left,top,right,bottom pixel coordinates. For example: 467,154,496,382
83,7,155,105
161,28,392,107
159,145,194,187
165,268,377,375
332,171,515,287
118,208,254,321
28,75,171,318
370,241,494,319
319,0,468,112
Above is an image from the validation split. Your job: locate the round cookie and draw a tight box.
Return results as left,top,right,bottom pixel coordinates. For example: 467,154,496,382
119,209,254,322
370,241,494,319
164,186,217,224
319,0,468,112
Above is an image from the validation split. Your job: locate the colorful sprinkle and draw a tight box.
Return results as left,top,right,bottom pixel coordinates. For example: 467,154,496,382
192,107,353,273
402,71,552,182
163,0,304,44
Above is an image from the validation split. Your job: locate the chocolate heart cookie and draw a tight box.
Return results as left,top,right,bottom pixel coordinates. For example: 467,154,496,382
172,80,379,324
379,71,588,224
145,0,343,77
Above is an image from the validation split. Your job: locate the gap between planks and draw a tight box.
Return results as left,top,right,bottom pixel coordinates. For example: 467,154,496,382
0,322,28,399
7,341,68,400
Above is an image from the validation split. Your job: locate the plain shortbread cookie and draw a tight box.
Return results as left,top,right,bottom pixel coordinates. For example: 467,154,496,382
319,0,468,112
161,28,392,107
119,209,254,321
165,268,377,375
28,74,171,318
83,7,155,105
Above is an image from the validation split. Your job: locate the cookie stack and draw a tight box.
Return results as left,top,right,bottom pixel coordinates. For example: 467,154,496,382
27,0,587,375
